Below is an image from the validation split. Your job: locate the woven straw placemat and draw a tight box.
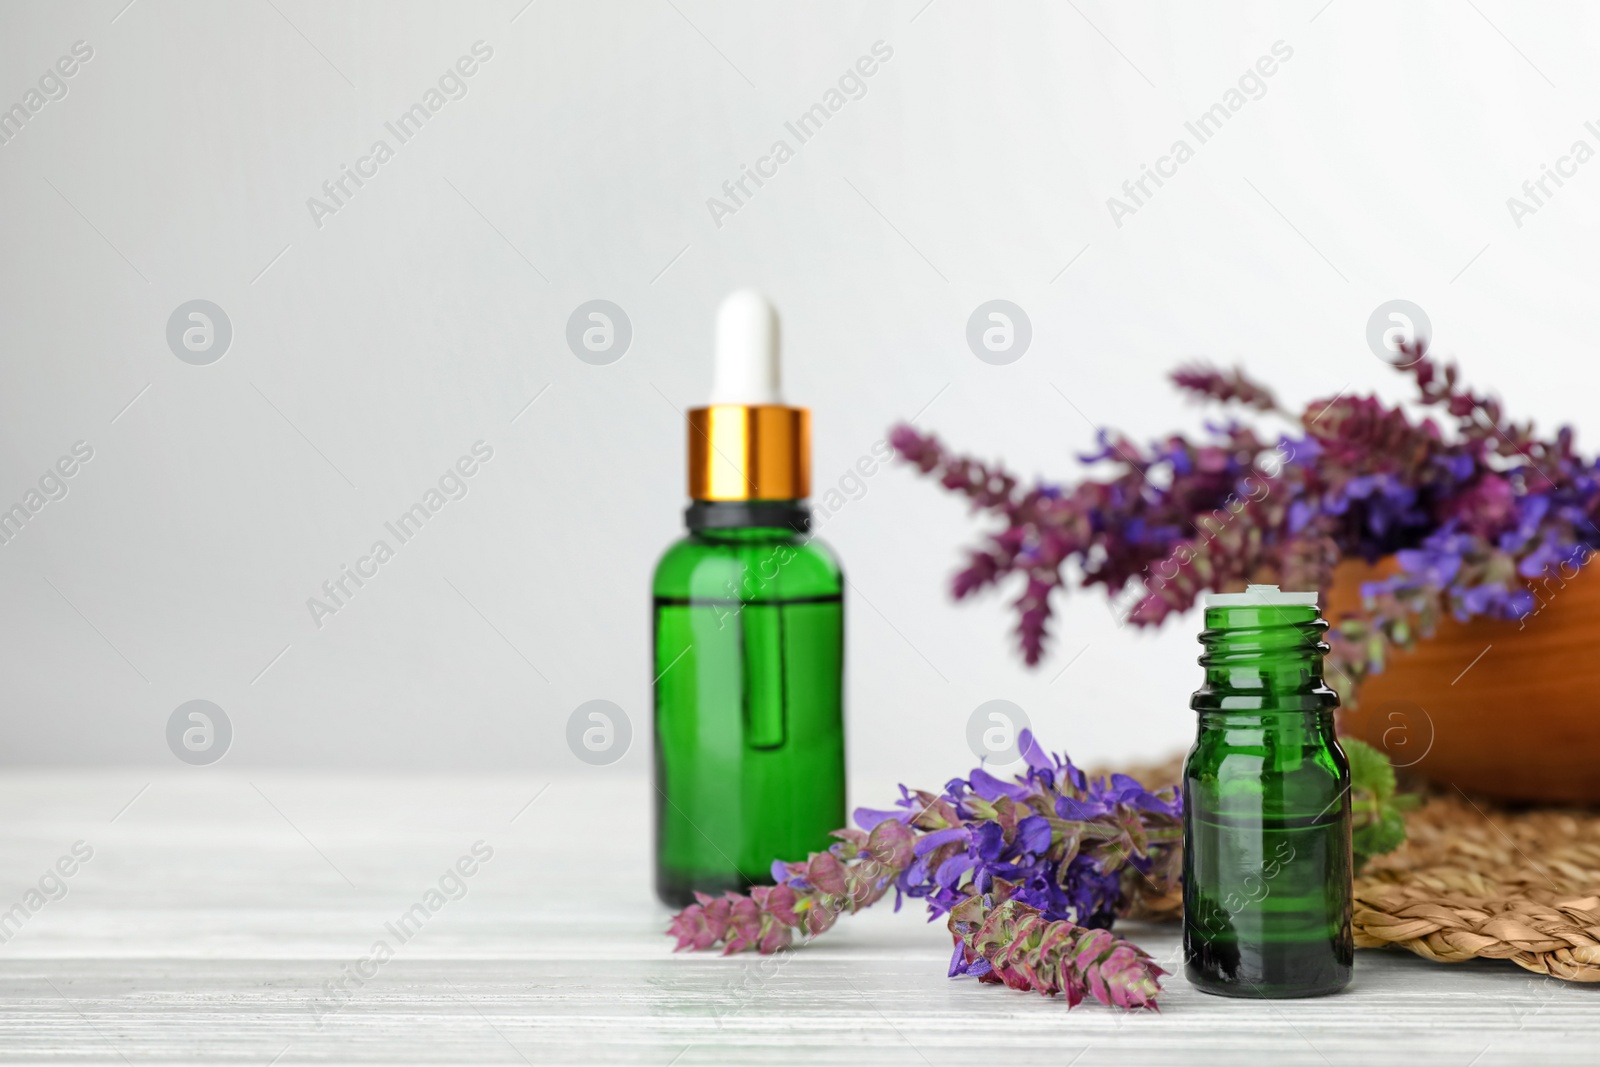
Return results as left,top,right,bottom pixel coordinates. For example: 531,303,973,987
1112,756,1600,981
1354,792,1600,981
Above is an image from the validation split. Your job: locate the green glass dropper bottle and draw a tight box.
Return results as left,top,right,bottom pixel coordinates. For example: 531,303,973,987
1182,584,1354,997
651,291,846,908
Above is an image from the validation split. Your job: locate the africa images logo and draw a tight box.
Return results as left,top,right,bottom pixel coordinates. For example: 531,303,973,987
1105,40,1293,228
704,41,894,228
305,41,494,229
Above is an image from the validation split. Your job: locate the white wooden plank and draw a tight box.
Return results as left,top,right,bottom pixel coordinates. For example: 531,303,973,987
0,772,1592,1065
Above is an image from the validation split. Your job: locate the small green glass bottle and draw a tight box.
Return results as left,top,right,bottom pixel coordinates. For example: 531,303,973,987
1182,585,1353,998
652,291,846,908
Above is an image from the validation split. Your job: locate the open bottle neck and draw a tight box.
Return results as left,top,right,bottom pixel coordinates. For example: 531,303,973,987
1191,604,1339,714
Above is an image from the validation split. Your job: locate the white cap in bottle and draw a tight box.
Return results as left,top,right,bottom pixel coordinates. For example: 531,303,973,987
710,289,783,405
1205,584,1319,607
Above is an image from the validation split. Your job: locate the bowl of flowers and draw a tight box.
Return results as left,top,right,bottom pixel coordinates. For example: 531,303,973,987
891,343,1600,802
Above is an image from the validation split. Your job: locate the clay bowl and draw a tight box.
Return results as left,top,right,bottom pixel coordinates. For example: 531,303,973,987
1328,559,1600,803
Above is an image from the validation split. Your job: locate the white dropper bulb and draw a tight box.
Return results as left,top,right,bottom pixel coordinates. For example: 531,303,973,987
710,289,783,405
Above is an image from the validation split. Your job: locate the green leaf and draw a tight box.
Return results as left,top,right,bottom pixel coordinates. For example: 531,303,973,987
1341,736,1414,872
1343,736,1395,802
1352,808,1407,867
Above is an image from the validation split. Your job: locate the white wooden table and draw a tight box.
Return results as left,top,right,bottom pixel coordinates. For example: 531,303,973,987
0,771,1594,1065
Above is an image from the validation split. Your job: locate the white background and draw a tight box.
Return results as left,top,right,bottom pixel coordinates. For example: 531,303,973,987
1,0,1597,790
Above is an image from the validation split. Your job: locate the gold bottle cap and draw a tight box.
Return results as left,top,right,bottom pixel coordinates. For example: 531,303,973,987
688,404,809,501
